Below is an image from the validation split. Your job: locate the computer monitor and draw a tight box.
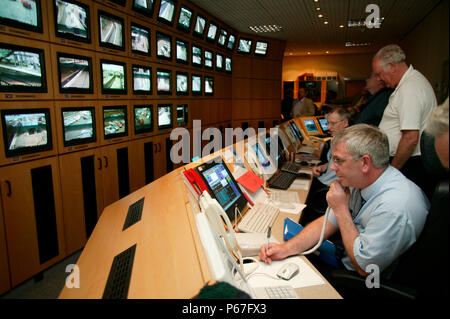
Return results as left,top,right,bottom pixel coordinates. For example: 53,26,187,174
226,34,236,51
192,45,202,67
1,108,52,157
316,116,329,134
204,77,214,96
100,59,127,95
176,104,188,126
157,104,172,130
195,157,248,222
103,105,127,139
176,71,188,95
133,105,153,134
289,121,304,143
156,69,172,95
131,0,154,18
204,50,213,69
53,0,90,44
0,0,43,34
131,23,150,56
132,64,152,95
0,43,47,93
157,0,176,25
254,41,268,56
61,106,96,147
156,31,172,60
302,117,320,135
206,23,218,42
225,57,232,74
217,29,227,47
237,38,252,54
98,10,124,51
247,137,276,177
57,52,93,94
215,53,223,71
175,38,188,64
192,74,202,95
262,133,285,166
193,14,206,38
176,5,193,33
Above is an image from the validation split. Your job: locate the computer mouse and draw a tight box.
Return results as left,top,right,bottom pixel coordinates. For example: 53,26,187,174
277,263,300,280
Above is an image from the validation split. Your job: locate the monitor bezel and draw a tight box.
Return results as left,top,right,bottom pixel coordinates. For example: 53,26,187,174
156,31,173,61
254,41,268,56
316,116,329,133
157,0,177,26
156,68,172,96
175,38,189,65
132,64,152,95
192,14,207,39
237,37,253,54
53,0,91,44
131,0,155,18
191,74,202,96
133,104,153,134
205,22,218,43
61,106,96,147
130,22,151,57
0,0,44,34
157,104,173,130
176,71,189,96
1,108,53,158
99,59,128,96
191,44,202,68
176,5,193,33
204,76,214,96
56,52,94,95
102,104,128,140
97,9,125,52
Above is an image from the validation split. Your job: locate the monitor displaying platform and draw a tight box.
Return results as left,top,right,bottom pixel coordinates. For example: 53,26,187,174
177,5,193,32
157,0,176,25
192,74,202,95
175,39,188,64
132,0,154,17
54,0,90,43
131,23,150,56
157,104,172,130
302,118,319,133
132,65,152,95
98,10,124,51
237,38,252,54
134,105,153,134
103,105,127,139
156,31,172,60
316,116,329,133
100,60,127,95
0,0,43,33
1,108,52,157
206,23,218,42
156,69,171,95
61,107,96,147
192,45,202,67
193,14,206,38
204,77,214,96
57,52,93,94
254,41,268,56
176,71,188,95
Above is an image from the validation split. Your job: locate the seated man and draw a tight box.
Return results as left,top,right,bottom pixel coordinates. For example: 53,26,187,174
259,124,429,279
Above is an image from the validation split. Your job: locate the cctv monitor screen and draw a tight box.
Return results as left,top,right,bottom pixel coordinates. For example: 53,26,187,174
204,77,213,96
193,14,206,38
255,41,268,56
177,5,192,32
302,118,319,133
217,29,227,46
317,117,329,133
0,43,47,93
54,0,90,43
204,50,213,69
132,65,152,95
176,71,188,95
57,53,93,94
191,45,202,67
176,104,187,125
237,38,252,54
1,108,52,157
131,23,150,56
225,57,232,73
100,60,127,95
157,104,172,130
0,0,42,33
98,10,124,51
134,105,153,134
132,0,154,17
227,34,236,50
191,74,201,95
215,53,223,71
156,31,172,60
103,105,127,139
157,0,176,25
206,23,218,42
175,39,188,64
61,107,96,146
156,69,171,95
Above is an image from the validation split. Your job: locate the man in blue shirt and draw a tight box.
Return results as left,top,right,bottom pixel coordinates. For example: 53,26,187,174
260,124,429,277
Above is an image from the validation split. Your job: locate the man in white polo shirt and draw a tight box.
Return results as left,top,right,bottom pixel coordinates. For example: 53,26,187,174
373,44,437,199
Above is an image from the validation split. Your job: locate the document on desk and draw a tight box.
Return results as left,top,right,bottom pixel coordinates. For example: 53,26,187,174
243,256,324,289
269,190,300,203
288,179,310,191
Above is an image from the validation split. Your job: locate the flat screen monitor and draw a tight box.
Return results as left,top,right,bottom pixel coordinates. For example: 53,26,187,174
100,59,127,95
133,105,153,134
0,0,43,33
1,108,52,157
0,43,47,93
157,0,176,25
176,104,188,126
132,0,154,18
175,39,188,64
254,41,268,56
237,38,252,54
204,50,213,69
217,29,227,47
317,116,329,133
176,71,188,95
131,23,150,56
61,106,96,147
193,14,206,38
54,0,90,43
252,141,271,169
132,64,152,95
215,53,223,71
206,23,218,42
226,34,236,51
225,57,232,73
156,31,172,60
302,118,319,133
156,68,171,95
204,76,214,96
177,5,192,33
103,105,127,139
157,104,172,130
289,121,304,143
191,45,202,67
191,74,201,95
57,52,93,94
195,157,247,222
98,10,124,51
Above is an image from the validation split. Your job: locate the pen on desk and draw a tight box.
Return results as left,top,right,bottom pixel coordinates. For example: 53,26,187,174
266,226,271,253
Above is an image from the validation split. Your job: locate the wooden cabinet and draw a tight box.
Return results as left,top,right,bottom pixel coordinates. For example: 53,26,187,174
128,137,155,193
0,203,10,295
0,157,66,287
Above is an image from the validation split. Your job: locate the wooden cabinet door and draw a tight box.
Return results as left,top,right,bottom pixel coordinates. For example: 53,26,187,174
0,157,66,287
128,137,155,192
153,135,167,180
0,204,11,295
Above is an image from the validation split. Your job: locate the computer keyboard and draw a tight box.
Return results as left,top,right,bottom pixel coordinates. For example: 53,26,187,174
237,202,279,233
267,171,297,190
253,285,299,299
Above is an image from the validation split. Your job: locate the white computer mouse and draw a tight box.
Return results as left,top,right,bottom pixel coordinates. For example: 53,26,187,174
277,263,300,280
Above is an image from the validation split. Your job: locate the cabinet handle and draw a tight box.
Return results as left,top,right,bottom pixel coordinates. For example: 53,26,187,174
5,180,11,197
98,157,102,170
104,156,109,168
